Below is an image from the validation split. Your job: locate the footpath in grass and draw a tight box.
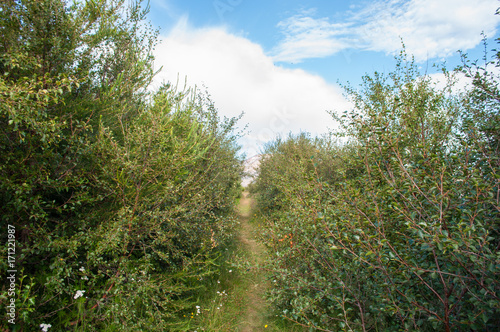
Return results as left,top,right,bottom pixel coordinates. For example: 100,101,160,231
192,191,306,331
236,191,270,331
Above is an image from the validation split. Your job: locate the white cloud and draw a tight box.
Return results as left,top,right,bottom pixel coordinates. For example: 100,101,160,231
358,0,500,60
153,17,350,157
272,14,352,63
272,0,500,63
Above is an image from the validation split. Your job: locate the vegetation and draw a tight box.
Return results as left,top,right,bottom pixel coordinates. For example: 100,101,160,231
250,50,499,331
0,0,242,330
1,0,498,331
189,192,308,331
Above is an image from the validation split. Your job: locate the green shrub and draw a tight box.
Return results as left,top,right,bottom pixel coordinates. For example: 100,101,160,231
253,51,499,331
0,1,242,330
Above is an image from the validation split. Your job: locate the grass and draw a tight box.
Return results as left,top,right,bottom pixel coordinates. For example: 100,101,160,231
179,192,308,332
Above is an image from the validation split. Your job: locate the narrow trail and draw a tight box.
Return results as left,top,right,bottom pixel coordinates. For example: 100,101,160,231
236,191,270,332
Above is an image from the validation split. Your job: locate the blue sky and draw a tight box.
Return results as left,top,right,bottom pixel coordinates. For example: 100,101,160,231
147,0,500,157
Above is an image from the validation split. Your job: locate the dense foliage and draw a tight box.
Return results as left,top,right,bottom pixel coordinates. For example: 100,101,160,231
0,0,242,330
251,51,499,331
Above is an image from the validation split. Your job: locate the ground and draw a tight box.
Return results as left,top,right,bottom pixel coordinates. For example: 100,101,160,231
236,192,270,331
195,191,307,331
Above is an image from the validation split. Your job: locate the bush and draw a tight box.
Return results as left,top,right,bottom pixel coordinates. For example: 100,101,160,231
0,1,242,330
252,51,499,331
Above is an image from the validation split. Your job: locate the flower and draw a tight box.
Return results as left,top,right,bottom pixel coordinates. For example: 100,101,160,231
81,276,88,280
228,270,232,273
79,266,85,272
264,324,268,328
40,323,52,331
74,290,85,299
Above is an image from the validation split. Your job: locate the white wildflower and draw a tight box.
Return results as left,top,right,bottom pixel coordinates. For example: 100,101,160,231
40,323,52,332
79,267,85,272
74,290,85,299
81,276,88,280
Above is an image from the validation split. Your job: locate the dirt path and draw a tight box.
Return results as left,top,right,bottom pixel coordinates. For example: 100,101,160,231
237,192,269,332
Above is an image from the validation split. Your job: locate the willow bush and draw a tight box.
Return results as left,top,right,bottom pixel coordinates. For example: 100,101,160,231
252,51,499,331
0,0,242,330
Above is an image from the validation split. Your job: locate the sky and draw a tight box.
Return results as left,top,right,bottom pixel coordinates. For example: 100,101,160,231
146,0,500,158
